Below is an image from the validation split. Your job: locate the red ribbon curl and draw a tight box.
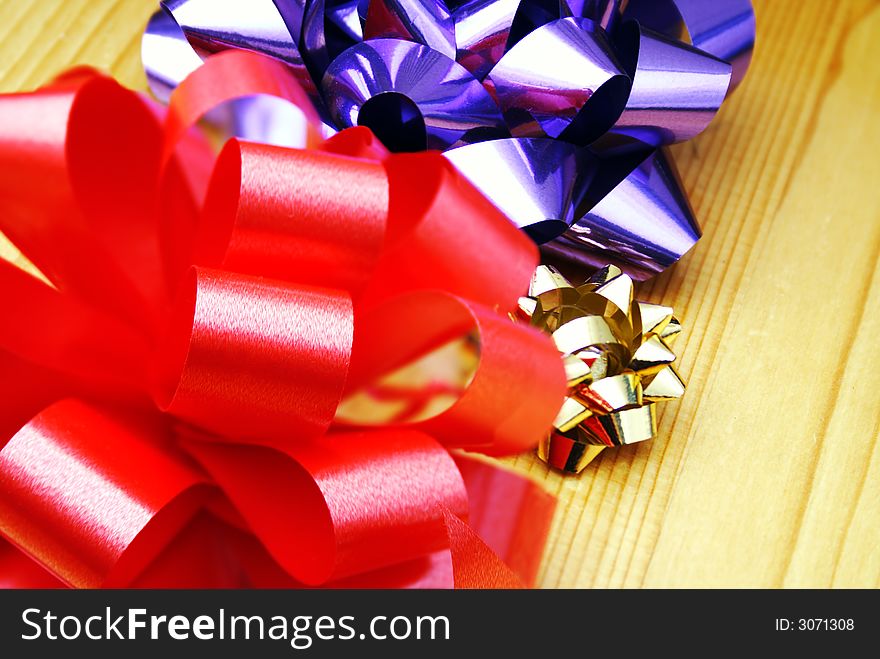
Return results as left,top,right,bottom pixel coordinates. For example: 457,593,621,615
0,50,565,589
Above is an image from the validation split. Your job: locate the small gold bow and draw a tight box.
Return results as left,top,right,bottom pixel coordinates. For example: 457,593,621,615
514,265,685,473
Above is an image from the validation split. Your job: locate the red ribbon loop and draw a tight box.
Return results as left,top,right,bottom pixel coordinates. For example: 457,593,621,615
198,139,389,294
362,152,538,310
154,267,353,445
346,290,566,455
0,400,205,588
183,429,467,585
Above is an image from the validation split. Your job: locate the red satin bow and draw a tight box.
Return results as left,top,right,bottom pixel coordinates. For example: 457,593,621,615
0,50,565,589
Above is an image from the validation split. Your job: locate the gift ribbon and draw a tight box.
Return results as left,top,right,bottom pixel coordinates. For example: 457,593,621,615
516,265,685,473
142,0,755,279
0,51,565,589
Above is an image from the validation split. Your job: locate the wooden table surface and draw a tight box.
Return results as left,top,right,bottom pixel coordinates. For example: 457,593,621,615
2,0,879,588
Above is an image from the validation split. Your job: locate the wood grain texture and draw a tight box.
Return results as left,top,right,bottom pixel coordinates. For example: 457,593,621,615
1,0,878,588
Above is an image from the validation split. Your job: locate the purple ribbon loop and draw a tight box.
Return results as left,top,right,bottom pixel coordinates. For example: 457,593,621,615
322,39,508,150
485,17,629,143
141,0,755,279
301,0,364,74
157,0,314,92
544,147,700,280
143,5,322,147
506,0,620,49
453,0,519,80
363,0,457,59
623,0,755,91
444,138,595,242
603,20,732,148
142,8,203,102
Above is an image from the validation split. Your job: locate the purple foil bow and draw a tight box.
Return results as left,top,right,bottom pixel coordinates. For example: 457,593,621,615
142,0,755,279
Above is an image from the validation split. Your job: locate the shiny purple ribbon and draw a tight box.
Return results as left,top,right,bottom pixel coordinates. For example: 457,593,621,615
142,0,755,279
